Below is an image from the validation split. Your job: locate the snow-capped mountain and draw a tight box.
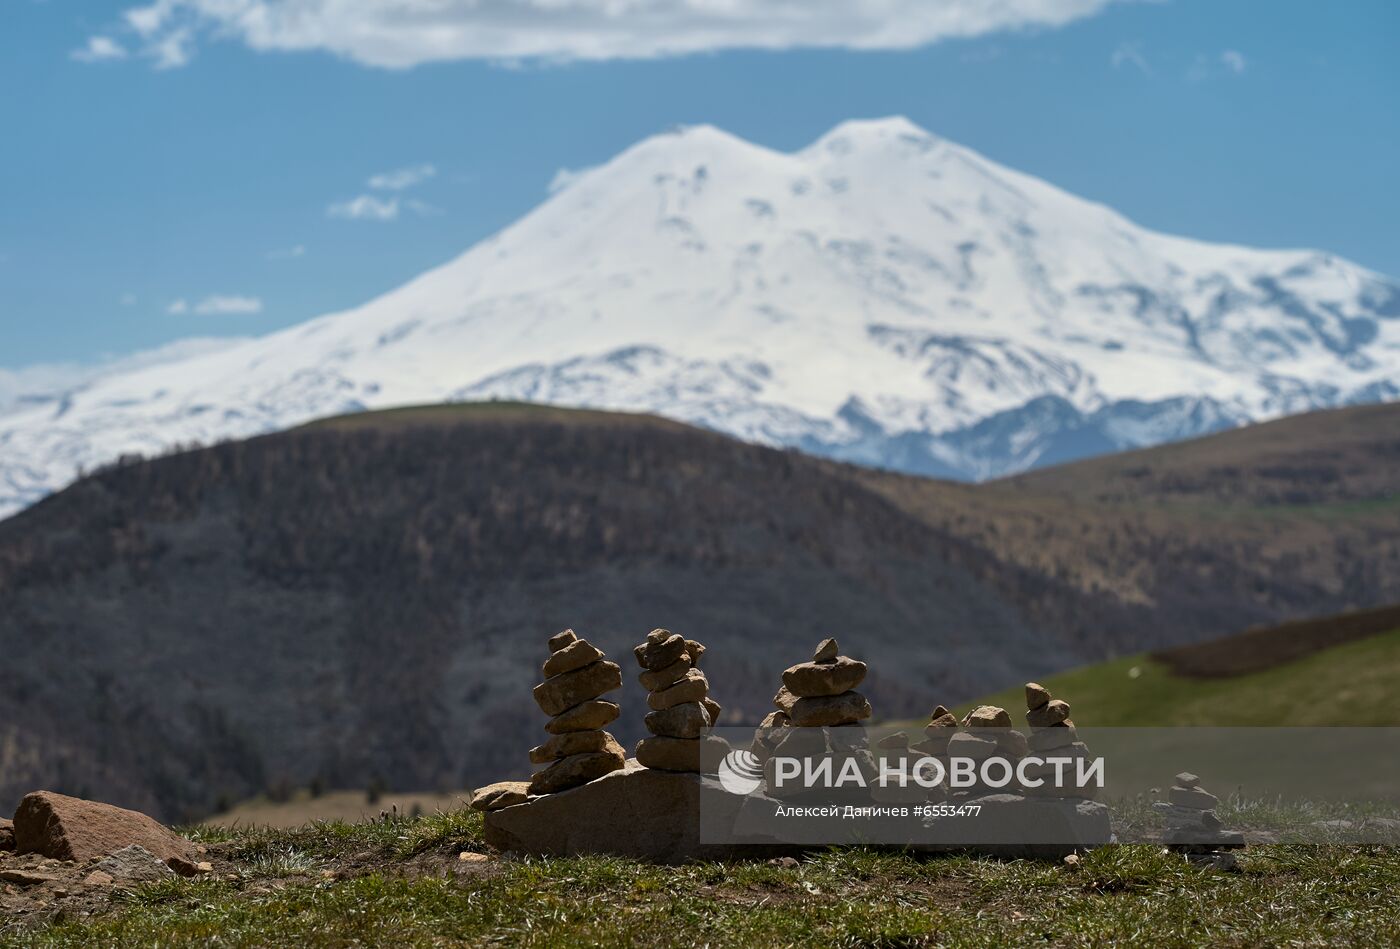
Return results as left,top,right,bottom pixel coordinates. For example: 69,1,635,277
3,117,1398,517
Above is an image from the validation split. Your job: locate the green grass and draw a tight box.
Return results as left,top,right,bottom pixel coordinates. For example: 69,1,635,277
8,832,1400,948
947,626,1400,728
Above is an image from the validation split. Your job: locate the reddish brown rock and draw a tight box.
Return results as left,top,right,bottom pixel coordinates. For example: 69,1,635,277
529,729,623,764
0,818,13,852
781,656,867,697
647,669,709,711
470,781,531,812
12,791,196,863
542,639,604,678
788,691,872,727
528,749,626,796
639,656,692,692
634,632,688,671
548,629,579,652
545,699,621,734
532,660,622,717
701,697,723,725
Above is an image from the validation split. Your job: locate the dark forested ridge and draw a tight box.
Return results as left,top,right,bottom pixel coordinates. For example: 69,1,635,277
2,400,1399,821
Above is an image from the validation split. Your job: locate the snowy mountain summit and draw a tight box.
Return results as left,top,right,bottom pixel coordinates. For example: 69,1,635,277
3,117,1398,517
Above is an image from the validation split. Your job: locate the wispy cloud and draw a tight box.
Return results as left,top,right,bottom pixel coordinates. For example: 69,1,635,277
326,194,401,221
91,0,1121,70
70,36,129,63
368,163,436,190
168,295,264,315
1110,41,1150,76
266,244,306,260
1188,49,1248,81
119,292,138,306
327,194,441,221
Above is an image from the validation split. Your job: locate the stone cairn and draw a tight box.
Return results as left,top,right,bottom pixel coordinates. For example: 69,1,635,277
526,629,626,795
634,629,724,772
758,638,875,796
1155,772,1245,869
943,705,1025,797
1020,682,1095,800
906,704,961,800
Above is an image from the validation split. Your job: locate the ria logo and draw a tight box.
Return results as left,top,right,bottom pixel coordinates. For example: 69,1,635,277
717,748,764,795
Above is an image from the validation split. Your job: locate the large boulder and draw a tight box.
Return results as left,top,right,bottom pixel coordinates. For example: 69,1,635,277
484,763,766,862
12,791,196,863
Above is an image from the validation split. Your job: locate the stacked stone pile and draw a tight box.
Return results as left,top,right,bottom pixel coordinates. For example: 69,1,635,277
526,629,626,795
942,705,1025,797
1020,683,1096,799
634,629,725,772
772,638,872,727
1155,772,1245,868
910,705,960,758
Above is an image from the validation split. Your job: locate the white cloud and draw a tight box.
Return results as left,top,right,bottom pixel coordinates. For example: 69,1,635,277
119,292,138,306
368,163,436,190
327,194,400,221
327,194,442,221
1220,49,1246,74
1187,49,1247,82
99,0,1120,70
267,244,306,260
169,295,264,315
70,35,129,63
1110,41,1149,76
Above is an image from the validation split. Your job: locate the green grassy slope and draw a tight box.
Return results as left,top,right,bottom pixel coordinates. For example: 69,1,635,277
953,626,1400,727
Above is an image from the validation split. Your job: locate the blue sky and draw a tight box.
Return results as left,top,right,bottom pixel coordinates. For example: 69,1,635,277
2,0,1397,369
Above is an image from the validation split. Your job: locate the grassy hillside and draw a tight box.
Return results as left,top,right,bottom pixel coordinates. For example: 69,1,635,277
4,399,1400,821
957,617,1400,727
5,809,1400,947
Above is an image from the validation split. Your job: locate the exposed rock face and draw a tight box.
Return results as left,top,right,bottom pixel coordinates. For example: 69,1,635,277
528,631,626,795
12,791,196,863
635,630,719,773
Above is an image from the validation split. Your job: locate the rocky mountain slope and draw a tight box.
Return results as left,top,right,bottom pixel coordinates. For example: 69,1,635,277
3,117,1397,517
3,400,1399,821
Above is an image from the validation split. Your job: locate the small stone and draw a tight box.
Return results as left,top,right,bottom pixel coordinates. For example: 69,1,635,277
646,628,670,644
545,699,620,734
946,732,1001,759
547,629,579,652
760,710,791,729
543,639,604,678
1175,772,1201,788
634,633,688,671
529,730,622,764
639,656,693,692
528,749,626,795
788,691,872,727
458,851,489,863
470,781,531,812
1062,852,1080,868
963,706,1013,729
1169,786,1220,810
0,869,56,886
702,697,723,725
81,870,114,887
1025,683,1051,710
877,731,910,750
648,669,709,711
1028,722,1078,751
770,856,799,868
636,735,727,772
781,656,867,697
813,638,839,662
166,855,213,877
533,660,623,717
773,686,798,713
685,640,706,666
1026,699,1071,728
93,845,175,883
645,702,711,739
996,730,1029,758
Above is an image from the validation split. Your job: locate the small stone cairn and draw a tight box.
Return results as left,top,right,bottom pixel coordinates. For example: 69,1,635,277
633,629,724,772
1020,682,1095,799
942,705,1024,797
759,639,876,795
526,629,626,795
1155,772,1245,869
